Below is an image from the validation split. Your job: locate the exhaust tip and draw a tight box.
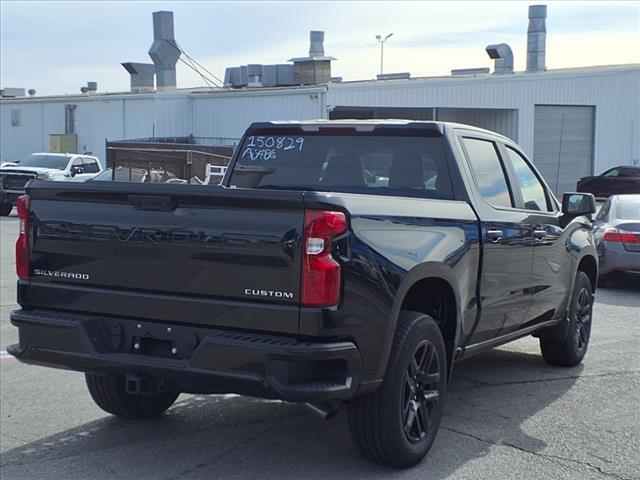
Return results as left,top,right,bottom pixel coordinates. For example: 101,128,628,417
305,402,340,421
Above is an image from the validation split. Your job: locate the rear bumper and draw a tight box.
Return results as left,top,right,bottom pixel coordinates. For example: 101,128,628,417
8,309,362,402
598,242,640,276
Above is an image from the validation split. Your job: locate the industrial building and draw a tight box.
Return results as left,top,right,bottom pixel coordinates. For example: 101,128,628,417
1,6,639,195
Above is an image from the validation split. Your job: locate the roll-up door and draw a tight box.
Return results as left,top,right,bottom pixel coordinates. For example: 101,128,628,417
533,105,594,195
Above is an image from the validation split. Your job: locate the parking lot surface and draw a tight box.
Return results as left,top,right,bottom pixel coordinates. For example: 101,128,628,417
1,213,638,480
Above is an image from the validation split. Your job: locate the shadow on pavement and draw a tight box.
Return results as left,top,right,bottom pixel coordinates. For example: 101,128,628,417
595,275,640,308
0,348,581,479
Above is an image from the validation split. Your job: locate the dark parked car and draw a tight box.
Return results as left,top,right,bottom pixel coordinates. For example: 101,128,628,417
577,165,640,198
593,194,640,286
8,121,598,468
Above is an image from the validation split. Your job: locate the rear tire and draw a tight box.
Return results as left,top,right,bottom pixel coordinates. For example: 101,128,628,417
540,271,593,367
0,203,12,216
348,311,447,468
85,373,179,420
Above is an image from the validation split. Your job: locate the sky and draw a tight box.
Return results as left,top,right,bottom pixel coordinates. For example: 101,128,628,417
1,1,639,96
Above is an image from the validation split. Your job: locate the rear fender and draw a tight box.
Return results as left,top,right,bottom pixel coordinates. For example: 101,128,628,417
375,262,463,381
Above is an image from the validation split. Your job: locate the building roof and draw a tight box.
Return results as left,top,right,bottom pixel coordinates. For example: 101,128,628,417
1,63,637,103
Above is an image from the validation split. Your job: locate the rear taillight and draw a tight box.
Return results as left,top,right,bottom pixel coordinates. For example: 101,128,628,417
301,210,347,307
15,195,30,280
603,228,640,244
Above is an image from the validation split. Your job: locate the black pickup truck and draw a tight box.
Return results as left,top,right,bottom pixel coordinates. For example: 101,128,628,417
8,120,598,468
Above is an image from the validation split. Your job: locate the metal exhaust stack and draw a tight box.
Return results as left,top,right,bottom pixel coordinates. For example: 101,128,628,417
309,31,325,57
122,62,156,93
485,44,514,74
148,11,180,90
527,4,547,72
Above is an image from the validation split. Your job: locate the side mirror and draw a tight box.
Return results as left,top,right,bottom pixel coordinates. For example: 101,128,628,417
70,166,84,176
562,192,597,216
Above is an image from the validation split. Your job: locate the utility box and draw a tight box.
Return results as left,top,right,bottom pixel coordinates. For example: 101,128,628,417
49,134,77,153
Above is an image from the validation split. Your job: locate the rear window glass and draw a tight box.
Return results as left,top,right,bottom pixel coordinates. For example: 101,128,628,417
228,134,454,199
617,198,640,220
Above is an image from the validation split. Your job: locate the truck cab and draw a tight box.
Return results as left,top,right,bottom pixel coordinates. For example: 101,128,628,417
0,152,102,215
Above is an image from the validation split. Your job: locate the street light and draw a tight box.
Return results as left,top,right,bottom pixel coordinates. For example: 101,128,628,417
375,33,393,75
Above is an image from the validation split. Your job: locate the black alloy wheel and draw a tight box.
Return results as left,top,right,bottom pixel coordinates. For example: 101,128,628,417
573,285,592,353
402,339,441,443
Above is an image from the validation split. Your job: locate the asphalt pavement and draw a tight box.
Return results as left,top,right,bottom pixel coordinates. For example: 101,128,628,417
1,212,638,480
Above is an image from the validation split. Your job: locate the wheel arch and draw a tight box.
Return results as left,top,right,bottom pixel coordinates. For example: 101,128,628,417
377,263,464,382
577,254,598,292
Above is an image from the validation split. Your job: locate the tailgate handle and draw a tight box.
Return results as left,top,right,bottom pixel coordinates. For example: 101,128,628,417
128,195,176,212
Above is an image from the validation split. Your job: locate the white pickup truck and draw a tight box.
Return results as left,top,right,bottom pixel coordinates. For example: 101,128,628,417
0,152,102,215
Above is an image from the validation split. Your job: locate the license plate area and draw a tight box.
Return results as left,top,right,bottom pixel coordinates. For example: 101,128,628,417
133,336,176,358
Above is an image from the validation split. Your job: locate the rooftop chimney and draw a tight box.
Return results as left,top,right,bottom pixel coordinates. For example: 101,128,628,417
527,5,547,72
148,11,180,90
122,62,156,92
486,44,514,74
309,31,325,57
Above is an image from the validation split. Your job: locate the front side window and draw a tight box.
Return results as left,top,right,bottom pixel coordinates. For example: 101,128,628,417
462,137,512,208
504,147,551,212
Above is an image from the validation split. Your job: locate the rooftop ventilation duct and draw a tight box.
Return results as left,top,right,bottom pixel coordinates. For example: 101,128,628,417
309,31,325,57
247,64,263,87
376,72,411,80
148,11,180,90
289,31,336,85
122,62,156,92
451,67,490,76
485,43,514,74
527,4,547,72
0,88,26,98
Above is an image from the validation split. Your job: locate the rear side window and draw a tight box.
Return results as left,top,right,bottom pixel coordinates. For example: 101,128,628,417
617,198,640,220
229,134,454,199
462,138,512,208
504,147,551,212
620,167,640,178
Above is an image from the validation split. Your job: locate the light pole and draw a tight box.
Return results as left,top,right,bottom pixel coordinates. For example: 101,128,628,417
375,33,393,75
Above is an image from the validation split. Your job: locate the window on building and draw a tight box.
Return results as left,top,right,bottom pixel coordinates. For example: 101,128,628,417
462,137,512,208
10,109,21,127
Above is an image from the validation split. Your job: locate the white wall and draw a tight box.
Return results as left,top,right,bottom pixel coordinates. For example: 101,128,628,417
191,88,326,144
327,65,640,173
0,88,325,164
2,65,638,174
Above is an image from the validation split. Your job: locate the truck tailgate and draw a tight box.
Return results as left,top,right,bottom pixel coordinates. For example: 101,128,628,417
23,182,304,334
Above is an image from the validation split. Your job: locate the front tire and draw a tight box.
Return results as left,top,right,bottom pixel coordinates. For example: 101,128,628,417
0,203,12,216
348,311,447,468
85,373,179,420
540,271,594,367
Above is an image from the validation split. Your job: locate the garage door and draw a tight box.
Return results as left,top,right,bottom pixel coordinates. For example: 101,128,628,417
533,105,594,195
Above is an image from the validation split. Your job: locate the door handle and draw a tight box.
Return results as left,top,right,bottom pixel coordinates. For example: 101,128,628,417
486,229,503,243
534,229,547,239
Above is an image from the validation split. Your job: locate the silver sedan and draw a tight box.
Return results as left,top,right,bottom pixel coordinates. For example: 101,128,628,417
593,194,640,286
